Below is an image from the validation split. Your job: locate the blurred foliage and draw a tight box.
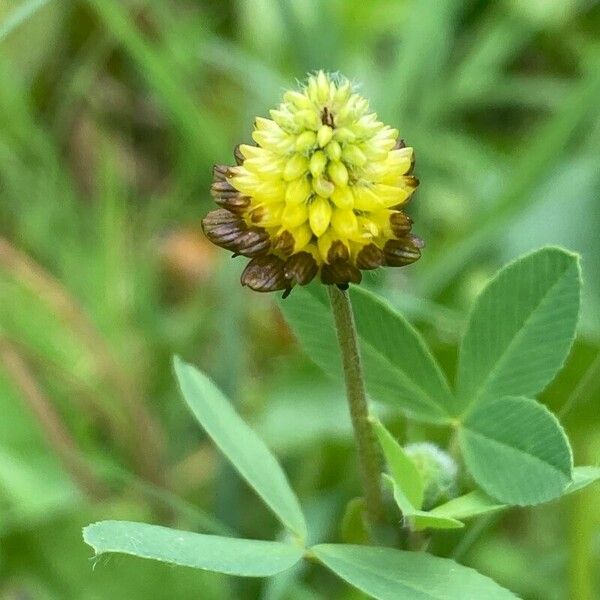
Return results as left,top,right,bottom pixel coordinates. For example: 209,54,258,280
0,0,599,598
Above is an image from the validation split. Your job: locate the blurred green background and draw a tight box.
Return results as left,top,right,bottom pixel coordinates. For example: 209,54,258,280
1,1,599,598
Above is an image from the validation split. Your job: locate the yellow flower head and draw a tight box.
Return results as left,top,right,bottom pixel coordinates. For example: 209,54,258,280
203,71,423,296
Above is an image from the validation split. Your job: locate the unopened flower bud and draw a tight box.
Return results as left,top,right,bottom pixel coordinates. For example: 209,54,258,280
404,442,459,510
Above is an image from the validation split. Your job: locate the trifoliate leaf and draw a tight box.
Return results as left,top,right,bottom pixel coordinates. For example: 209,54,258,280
456,247,580,412
459,396,572,505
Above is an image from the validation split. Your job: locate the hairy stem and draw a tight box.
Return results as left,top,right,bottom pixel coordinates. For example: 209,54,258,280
328,285,385,536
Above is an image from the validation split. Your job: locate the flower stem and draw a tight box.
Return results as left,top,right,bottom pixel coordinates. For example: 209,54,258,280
328,285,385,536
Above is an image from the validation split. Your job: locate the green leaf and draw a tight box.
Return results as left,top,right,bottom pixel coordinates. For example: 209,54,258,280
173,357,307,540
429,491,507,521
564,466,600,495
276,283,342,377
83,521,303,577
459,396,573,505
371,418,424,508
279,285,454,423
311,544,518,599
456,247,580,411
383,475,463,531
340,497,370,545
409,511,464,532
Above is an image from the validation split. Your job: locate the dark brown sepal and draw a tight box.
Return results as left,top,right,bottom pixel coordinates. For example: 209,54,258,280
404,175,419,190
202,209,247,251
389,211,413,237
410,234,425,249
213,164,233,181
272,230,295,255
321,260,362,285
383,238,422,267
394,139,406,150
284,252,318,286
235,227,271,257
214,194,251,215
249,206,266,224
202,208,240,226
211,180,237,198
356,243,384,269
327,240,350,263
407,150,415,174
233,145,244,165
241,255,289,293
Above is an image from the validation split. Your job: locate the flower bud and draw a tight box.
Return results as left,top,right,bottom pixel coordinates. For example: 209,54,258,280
404,443,459,510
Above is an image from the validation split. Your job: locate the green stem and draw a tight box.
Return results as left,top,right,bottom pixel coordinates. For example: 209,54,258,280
328,285,385,535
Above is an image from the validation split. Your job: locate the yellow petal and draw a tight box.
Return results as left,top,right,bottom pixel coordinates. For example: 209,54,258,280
387,147,413,174
281,203,309,229
291,223,312,251
333,127,356,143
325,141,342,161
373,183,410,207
285,177,311,205
327,161,349,187
255,180,286,202
307,74,319,103
342,144,367,166
309,151,328,178
308,197,332,237
283,154,309,181
295,130,317,153
249,202,284,227
316,70,330,103
331,208,358,238
270,109,296,132
317,125,334,147
331,186,354,209
295,109,320,131
283,90,312,110
254,117,281,132
243,156,285,179
362,141,390,162
252,130,295,153
239,144,268,160
229,171,260,195
333,80,351,106
353,185,383,211
357,216,379,238
317,231,335,263
312,176,335,198
354,113,382,136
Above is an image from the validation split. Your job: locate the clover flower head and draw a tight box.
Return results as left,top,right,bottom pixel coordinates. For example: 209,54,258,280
203,71,423,296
